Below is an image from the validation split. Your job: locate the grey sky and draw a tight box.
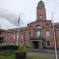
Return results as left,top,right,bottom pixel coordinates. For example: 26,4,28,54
0,0,59,29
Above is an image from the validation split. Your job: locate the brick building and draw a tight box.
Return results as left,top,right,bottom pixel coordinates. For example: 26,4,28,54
1,0,59,49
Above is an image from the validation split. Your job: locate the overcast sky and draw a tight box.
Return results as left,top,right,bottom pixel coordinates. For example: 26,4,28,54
0,0,59,30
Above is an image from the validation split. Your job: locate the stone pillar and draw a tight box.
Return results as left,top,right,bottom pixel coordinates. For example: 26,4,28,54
39,41,43,49
29,41,33,49
38,41,40,49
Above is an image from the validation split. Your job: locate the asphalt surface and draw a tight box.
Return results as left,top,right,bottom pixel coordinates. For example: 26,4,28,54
27,52,59,59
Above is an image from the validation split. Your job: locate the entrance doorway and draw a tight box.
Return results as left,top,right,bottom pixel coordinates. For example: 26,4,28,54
33,41,38,49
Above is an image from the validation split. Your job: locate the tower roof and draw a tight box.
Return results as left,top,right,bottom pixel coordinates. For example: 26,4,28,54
38,0,44,4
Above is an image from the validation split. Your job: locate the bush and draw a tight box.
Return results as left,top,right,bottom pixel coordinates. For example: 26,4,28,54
15,46,27,59
0,45,19,50
0,45,27,59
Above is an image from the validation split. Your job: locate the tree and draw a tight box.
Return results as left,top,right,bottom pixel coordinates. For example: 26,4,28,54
0,29,6,43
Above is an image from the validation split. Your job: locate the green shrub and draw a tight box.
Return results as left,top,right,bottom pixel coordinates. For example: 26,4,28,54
0,45,27,59
0,45,19,50
15,46,27,59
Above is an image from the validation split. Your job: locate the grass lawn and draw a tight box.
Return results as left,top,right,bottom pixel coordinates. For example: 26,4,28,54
0,54,48,59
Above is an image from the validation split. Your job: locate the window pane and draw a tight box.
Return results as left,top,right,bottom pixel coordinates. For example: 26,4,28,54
40,3,41,6
46,31,50,37
12,41,14,45
37,31,40,38
21,41,23,46
58,31,59,37
13,34,15,39
21,33,23,39
28,32,31,38
39,15,42,19
47,41,50,46
10,34,12,39
9,42,11,45
6,35,8,39
5,42,7,45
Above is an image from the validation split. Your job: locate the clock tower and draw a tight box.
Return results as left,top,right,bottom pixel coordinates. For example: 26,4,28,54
36,0,46,20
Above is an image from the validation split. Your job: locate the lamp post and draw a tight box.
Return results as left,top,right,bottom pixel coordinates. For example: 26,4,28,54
52,13,58,59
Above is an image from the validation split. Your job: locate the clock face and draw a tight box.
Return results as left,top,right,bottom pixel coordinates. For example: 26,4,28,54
39,9,42,12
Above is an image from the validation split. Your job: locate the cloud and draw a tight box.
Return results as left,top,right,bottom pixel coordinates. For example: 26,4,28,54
0,9,25,27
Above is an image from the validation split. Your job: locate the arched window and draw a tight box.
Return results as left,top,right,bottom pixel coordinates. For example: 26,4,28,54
36,26,41,29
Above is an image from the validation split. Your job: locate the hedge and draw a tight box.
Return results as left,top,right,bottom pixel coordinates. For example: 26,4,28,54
0,45,27,59
0,45,19,50
15,46,27,59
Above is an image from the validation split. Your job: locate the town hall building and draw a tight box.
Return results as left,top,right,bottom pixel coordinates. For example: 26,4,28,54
1,0,59,49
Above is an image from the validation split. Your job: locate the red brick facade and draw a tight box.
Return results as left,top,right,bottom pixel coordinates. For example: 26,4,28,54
1,1,59,49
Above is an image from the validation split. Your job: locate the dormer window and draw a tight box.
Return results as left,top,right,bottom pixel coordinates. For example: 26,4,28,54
40,3,41,6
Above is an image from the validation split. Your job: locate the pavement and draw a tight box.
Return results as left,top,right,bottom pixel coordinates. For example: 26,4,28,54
27,49,59,59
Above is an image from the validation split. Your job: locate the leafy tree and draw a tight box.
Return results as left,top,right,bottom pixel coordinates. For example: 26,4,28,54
0,29,6,43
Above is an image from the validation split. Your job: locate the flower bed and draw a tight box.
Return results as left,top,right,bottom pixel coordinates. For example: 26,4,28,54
0,45,27,59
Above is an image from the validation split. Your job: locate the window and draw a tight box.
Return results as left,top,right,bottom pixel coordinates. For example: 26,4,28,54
28,31,31,38
58,31,59,37
39,15,42,19
47,41,50,47
1,35,2,37
46,31,50,37
37,31,40,38
13,34,15,39
21,33,23,39
17,34,19,39
6,35,8,39
10,34,12,39
39,9,42,12
40,3,41,6
4,35,5,39
28,41,29,47
20,41,23,46
12,41,14,45
2,42,4,46
9,41,11,45
5,42,7,45
36,26,41,29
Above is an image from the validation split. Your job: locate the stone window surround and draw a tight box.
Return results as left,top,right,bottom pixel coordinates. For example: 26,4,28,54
35,29,42,38
45,30,50,38
46,41,50,47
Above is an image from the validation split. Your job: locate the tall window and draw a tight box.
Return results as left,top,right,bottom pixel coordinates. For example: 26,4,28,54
13,34,15,39
40,3,41,6
2,42,4,46
37,31,40,38
47,41,50,47
39,15,42,19
17,34,19,39
4,35,5,39
12,41,14,45
9,41,11,45
28,31,31,38
5,42,7,45
20,41,23,46
10,34,12,39
6,35,8,39
46,31,50,37
58,31,59,37
21,33,23,39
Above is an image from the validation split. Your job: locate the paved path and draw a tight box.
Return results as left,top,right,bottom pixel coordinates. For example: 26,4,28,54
27,52,59,59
